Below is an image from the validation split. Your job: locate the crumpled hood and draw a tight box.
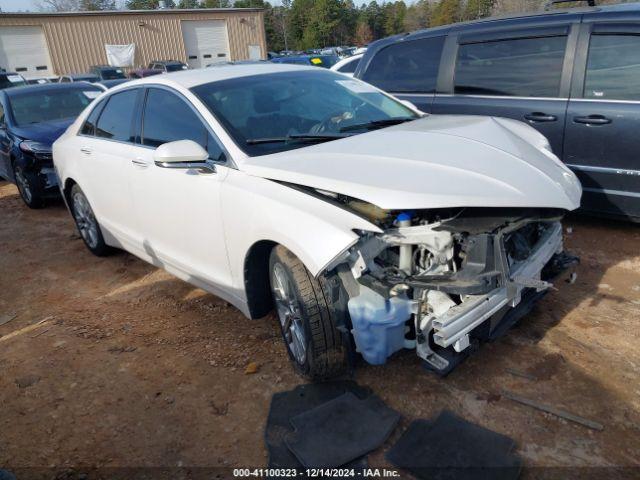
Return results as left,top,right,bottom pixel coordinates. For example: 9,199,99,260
12,117,75,146
241,115,582,211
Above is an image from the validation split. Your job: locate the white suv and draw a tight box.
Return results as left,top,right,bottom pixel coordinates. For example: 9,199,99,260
53,64,581,378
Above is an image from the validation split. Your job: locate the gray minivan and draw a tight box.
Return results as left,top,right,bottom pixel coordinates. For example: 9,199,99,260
356,1,640,221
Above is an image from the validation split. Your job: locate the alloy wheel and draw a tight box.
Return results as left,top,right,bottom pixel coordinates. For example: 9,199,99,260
272,263,307,365
14,166,32,204
72,191,99,249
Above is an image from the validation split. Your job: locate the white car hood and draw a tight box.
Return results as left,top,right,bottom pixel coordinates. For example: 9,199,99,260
241,115,582,211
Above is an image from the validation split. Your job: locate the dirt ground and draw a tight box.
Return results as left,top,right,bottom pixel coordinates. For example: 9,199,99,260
0,179,639,479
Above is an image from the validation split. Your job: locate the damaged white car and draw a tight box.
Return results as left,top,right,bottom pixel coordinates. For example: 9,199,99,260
53,64,581,378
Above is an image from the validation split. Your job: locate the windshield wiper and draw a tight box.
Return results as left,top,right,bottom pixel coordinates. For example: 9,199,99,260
339,117,415,133
246,133,347,145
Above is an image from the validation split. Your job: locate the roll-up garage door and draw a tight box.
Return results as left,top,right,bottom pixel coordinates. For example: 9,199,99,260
181,20,230,69
0,26,53,79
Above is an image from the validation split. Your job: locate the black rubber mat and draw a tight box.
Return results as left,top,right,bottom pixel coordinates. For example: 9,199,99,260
386,411,522,480
265,381,372,469
285,392,401,468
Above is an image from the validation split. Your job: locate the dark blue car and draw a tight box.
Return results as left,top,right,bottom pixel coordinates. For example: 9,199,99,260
0,82,104,208
356,1,640,221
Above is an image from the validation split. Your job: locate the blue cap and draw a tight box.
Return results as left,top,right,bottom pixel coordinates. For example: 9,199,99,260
396,212,412,222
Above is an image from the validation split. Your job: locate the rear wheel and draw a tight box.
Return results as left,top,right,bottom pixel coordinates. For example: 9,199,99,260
70,184,113,257
269,245,347,380
13,162,45,209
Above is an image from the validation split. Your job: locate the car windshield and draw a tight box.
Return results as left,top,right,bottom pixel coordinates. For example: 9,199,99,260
0,74,27,89
191,70,418,156
99,68,126,79
165,63,186,72
9,87,102,126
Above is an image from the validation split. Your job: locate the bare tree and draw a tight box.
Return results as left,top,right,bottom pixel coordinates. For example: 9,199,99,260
34,0,81,11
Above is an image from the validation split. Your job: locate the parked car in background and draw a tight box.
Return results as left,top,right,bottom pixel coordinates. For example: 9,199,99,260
26,78,52,85
148,60,189,73
331,53,364,77
53,64,580,378
0,82,103,208
356,1,640,221
128,68,163,79
0,72,26,89
89,65,127,80
59,74,100,84
271,54,340,69
98,78,130,89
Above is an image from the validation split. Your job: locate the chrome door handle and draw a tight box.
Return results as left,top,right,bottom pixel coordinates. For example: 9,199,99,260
131,158,149,168
80,147,92,155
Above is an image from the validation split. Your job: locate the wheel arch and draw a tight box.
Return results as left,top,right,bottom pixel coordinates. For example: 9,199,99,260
243,239,278,320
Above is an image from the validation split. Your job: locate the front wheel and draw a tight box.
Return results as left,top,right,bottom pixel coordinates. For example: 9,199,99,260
13,162,45,209
269,245,347,380
70,184,113,257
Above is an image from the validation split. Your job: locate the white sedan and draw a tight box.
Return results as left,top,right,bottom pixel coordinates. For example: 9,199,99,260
330,53,364,77
53,64,581,378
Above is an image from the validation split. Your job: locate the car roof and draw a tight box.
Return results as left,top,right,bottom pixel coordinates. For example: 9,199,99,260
387,1,640,43
126,63,317,89
3,81,103,97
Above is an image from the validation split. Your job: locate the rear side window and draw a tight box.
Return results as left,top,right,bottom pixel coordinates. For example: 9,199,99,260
80,98,106,136
95,89,138,142
454,36,567,98
362,37,445,93
338,57,361,74
584,34,640,101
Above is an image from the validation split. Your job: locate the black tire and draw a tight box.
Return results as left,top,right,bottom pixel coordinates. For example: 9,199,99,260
69,184,113,257
269,245,347,380
12,162,45,209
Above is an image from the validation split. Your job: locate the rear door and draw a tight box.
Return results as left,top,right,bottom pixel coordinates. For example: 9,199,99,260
563,22,640,219
75,88,142,245
431,21,580,156
359,34,447,113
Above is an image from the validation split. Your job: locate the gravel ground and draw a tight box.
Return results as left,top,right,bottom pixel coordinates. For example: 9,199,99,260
0,180,639,479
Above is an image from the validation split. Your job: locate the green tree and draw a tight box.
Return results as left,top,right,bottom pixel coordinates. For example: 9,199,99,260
404,0,431,31
383,1,406,36
80,0,115,9
430,0,461,26
126,0,175,8
462,0,494,20
178,0,200,7
201,0,232,7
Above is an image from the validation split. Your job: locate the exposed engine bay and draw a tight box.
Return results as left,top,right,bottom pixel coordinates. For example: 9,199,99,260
325,202,577,375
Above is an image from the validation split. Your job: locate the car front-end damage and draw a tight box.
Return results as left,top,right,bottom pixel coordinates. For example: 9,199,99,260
324,206,577,374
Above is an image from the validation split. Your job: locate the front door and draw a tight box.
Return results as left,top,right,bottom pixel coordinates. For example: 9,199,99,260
129,86,233,290
563,24,640,219
432,25,578,157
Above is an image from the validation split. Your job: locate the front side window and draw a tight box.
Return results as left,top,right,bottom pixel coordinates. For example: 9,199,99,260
454,36,567,98
10,87,102,126
142,89,206,148
192,70,419,156
584,34,640,101
95,89,138,142
361,37,445,93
